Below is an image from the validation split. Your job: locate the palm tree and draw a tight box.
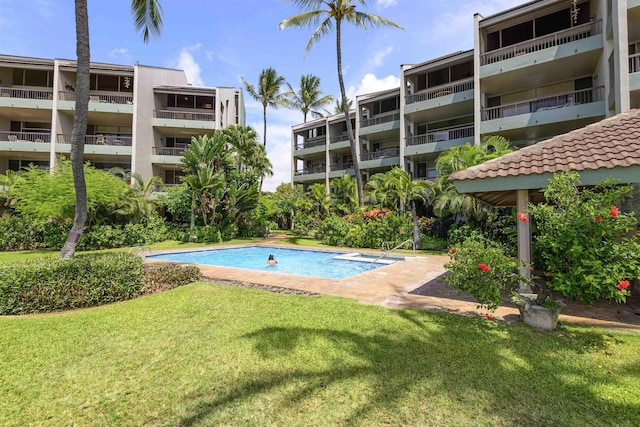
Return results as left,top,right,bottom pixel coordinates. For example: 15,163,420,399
280,0,403,208
366,167,431,249
60,0,163,259
329,173,357,214
285,74,333,122
241,68,287,149
306,183,331,217
222,125,273,185
433,136,513,222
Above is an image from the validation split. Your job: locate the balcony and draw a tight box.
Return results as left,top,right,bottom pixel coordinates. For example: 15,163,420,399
57,134,132,146
154,110,215,121
360,112,401,128
329,132,350,143
294,164,325,176
361,147,400,161
0,131,51,143
406,79,474,104
295,135,326,150
153,146,186,156
330,163,353,171
410,124,473,144
631,53,640,74
59,91,133,105
0,86,53,100
480,20,602,65
482,87,604,121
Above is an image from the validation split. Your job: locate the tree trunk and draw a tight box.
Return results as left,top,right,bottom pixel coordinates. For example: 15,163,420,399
60,0,90,259
336,19,364,208
259,105,267,193
411,201,421,250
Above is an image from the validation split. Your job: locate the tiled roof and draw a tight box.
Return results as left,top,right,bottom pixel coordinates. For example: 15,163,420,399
449,109,640,182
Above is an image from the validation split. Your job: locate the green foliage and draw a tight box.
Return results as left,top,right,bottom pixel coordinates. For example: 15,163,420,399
142,263,203,295
529,171,640,305
177,225,222,244
419,235,448,252
0,253,144,315
445,239,528,311
9,158,128,221
314,209,413,249
0,213,170,251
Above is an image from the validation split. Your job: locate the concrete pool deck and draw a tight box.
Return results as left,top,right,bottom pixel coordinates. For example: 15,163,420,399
147,239,640,332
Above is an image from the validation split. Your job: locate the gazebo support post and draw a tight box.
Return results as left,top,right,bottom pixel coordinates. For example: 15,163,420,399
516,189,532,293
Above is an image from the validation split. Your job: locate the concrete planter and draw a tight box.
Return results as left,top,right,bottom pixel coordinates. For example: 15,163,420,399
513,294,565,330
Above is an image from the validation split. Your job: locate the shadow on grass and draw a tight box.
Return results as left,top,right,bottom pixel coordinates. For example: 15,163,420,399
177,310,639,426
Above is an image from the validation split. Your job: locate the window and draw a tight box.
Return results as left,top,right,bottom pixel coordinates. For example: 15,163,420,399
177,95,194,108
428,68,449,87
451,61,473,81
501,21,533,47
9,159,50,171
417,74,427,91
11,68,53,87
196,95,214,109
90,74,134,92
373,96,399,115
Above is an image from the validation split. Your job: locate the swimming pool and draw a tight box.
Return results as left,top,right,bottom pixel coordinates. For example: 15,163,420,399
147,246,395,279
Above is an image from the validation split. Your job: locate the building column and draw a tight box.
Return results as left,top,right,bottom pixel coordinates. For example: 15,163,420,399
516,188,532,292
473,13,483,145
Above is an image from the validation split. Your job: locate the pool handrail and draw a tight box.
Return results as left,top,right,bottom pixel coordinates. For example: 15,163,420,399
375,239,414,263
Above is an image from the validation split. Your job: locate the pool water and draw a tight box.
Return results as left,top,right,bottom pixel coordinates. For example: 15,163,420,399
148,246,392,279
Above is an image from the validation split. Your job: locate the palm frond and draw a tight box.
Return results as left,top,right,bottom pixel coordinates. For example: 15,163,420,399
130,0,163,43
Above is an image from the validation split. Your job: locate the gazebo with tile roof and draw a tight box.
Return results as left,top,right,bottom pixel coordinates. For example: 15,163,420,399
448,109,640,286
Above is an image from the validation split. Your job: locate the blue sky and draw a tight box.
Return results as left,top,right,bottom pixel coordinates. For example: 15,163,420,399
0,0,528,190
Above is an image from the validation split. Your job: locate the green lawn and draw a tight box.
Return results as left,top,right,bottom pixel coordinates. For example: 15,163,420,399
1,283,639,426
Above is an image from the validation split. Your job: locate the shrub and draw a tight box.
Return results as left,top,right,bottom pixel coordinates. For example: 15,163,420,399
0,253,144,315
142,263,203,295
178,225,222,244
420,235,448,252
444,238,528,311
314,215,351,246
529,171,640,305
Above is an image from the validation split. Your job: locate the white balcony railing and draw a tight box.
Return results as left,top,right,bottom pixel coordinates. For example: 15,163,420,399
154,110,215,121
154,146,186,156
361,146,400,161
406,79,474,104
330,163,353,171
406,124,474,146
482,86,604,121
0,86,53,100
295,135,327,150
0,131,51,143
630,53,640,74
294,165,325,175
57,134,132,146
360,112,400,128
59,91,134,105
480,20,602,65
330,132,350,143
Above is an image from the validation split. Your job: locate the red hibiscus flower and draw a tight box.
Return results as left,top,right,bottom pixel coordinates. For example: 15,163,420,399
517,212,528,222
448,248,455,255
478,263,491,272
595,216,603,222
485,313,495,321
616,280,630,290
610,206,619,217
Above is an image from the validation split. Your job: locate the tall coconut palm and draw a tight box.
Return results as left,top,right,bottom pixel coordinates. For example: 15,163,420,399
60,0,163,259
241,68,287,149
285,74,333,122
280,0,403,208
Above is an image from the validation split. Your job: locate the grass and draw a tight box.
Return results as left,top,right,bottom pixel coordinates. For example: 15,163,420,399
1,283,639,426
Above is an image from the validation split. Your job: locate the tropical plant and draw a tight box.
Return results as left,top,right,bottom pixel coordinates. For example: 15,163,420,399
221,125,273,181
433,135,513,222
109,168,162,223
325,96,353,115
280,0,403,208
61,0,163,259
330,173,357,214
285,74,333,122
366,167,431,249
306,183,331,218
529,171,640,306
241,68,287,149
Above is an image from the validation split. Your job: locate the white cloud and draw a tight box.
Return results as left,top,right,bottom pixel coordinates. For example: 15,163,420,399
376,0,398,7
176,44,204,86
346,73,400,100
109,48,130,60
256,122,293,192
368,46,393,69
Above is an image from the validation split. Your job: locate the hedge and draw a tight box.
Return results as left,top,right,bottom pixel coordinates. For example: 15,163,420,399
0,253,144,315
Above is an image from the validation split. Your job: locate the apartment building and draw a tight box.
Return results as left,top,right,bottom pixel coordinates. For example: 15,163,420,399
292,0,640,190
0,54,245,186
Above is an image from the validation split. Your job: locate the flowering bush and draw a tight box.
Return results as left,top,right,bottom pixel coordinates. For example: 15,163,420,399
444,238,529,311
314,211,412,249
529,171,640,305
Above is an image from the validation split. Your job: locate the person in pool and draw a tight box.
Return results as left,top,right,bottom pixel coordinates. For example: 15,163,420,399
267,254,278,265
